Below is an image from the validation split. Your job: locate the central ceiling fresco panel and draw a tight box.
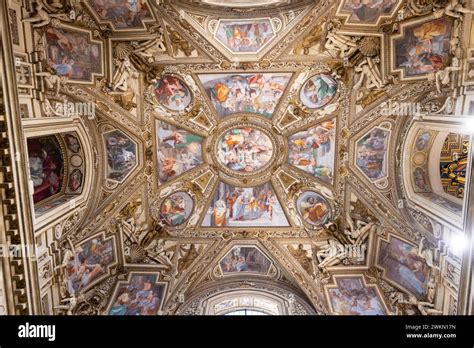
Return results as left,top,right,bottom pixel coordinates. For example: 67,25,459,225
217,127,274,173
198,73,292,118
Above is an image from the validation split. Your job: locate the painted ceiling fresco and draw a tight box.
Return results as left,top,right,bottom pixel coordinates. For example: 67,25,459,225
5,0,474,317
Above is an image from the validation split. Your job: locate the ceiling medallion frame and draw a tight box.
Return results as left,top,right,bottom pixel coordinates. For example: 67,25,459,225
205,114,286,187
294,189,334,229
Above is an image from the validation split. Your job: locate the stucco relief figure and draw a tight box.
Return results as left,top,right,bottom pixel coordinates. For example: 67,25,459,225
112,58,139,92
22,2,69,28
316,239,346,271
324,27,358,58
432,57,461,93
396,295,443,315
353,57,386,100
343,212,376,245
434,0,474,18
133,26,168,62
54,295,80,315
36,70,68,95
417,237,440,270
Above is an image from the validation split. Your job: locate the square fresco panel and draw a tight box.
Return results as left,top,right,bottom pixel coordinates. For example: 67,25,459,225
109,274,165,315
378,236,430,298
67,235,115,294
88,0,153,29
328,277,386,315
341,0,399,24
215,19,275,53
27,136,64,205
45,26,102,82
202,182,289,227
220,246,271,275
198,73,292,118
356,127,390,181
156,121,203,184
288,119,336,183
394,18,453,77
104,130,137,182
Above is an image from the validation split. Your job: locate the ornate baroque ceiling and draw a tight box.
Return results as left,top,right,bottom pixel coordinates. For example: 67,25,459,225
1,0,474,316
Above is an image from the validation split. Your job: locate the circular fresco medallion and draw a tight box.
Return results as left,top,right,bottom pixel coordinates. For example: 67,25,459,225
154,75,192,111
159,192,194,227
70,154,83,167
217,127,274,173
412,152,426,166
300,74,337,109
296,191,332,227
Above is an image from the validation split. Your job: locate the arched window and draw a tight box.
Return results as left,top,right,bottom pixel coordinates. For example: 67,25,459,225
205,291,286,315
26,132,85,217
23,117,95,231
402,121,472,230
224,309,269,316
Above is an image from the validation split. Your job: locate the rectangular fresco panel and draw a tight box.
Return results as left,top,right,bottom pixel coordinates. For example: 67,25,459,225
327,277,385,315
378,236,429,298
67,236,115,294
27,136,64,205
104,130,137,182
356,128,389,181
288,119,335,183
215,19,275,53
198,73,292,118
341,0,399,23
220,246,271,275
202,182,289,227
88,0,152,29
394,18,452,77
109,274,165,315
156,121,203,184
45,26,102,82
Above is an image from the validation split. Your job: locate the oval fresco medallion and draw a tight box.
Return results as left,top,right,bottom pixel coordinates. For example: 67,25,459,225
159,192,194,227
154,75,192,111
296,191,332,226
300,74,337,109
